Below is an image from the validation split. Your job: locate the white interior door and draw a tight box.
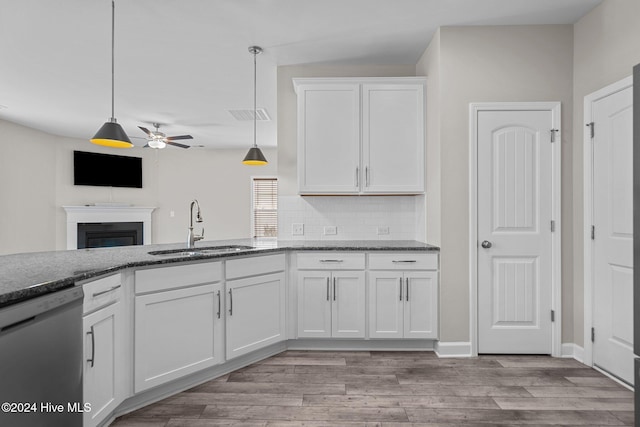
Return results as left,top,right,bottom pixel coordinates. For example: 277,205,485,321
477,109,554,354
592,85,634,385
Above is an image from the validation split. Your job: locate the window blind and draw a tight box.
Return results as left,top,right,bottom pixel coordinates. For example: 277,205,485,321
252,178,278,238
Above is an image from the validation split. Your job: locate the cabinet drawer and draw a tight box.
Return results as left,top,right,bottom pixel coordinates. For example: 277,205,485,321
135,261,222,294
368,253,438,270
82,274,122,314
226,254,285,280
297,252,365,270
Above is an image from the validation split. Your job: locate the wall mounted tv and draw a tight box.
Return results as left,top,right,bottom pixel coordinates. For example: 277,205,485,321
74,151,142,188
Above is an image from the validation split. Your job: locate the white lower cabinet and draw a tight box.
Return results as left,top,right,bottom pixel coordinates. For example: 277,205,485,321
134,262,224,393
225,254,287,360
82,274,125,427
297,271,366,338
368,270,438,339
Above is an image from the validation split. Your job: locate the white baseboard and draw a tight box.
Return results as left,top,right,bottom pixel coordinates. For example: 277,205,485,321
561,343,585,363
435,341,472,358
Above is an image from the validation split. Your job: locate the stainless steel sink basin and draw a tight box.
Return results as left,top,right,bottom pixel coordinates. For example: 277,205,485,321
148,245,254,257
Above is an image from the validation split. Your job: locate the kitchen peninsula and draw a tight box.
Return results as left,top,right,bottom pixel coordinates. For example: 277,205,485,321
0,239,439,427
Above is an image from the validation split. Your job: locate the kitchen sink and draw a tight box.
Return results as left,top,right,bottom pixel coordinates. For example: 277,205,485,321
148,245,254,257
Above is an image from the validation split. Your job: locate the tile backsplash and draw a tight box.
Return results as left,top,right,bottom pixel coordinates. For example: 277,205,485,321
278,195,426,241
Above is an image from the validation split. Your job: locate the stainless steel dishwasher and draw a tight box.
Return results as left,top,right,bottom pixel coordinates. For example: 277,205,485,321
0,286,84,427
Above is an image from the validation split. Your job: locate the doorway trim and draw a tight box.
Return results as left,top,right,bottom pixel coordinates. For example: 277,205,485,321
582,76,633,368
469,102,562,357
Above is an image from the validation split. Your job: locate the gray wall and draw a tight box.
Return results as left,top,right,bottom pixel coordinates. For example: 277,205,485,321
571,0,640,347
417,25,575,343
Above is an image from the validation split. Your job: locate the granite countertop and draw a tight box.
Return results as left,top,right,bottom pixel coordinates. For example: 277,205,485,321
0,239,438,308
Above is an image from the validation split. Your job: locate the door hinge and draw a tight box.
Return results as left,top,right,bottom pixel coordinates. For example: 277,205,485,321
551,310,555,322
591,225,595,240
587,122,595,139
591,327,595,342
550,129,559,143
550,220,556,232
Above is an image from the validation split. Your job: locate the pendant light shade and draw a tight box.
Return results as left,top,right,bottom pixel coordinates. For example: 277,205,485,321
243,146,268,165
91,119,132,148
242,46,267,165
91,0,132,148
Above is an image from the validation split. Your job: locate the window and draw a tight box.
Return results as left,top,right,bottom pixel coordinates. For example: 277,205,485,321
252,177,278,238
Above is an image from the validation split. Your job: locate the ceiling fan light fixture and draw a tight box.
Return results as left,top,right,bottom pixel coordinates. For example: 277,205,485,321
243,45,267,166
90,0,132,148
148,139,166,149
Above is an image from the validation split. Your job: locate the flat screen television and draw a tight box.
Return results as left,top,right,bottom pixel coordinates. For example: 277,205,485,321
74,151,142,188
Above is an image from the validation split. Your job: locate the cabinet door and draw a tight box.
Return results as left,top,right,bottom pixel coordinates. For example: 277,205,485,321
83,302,121,427
368,272,404,338
362,83,425,194
226,273,286,360
331,271,366,338
134,283,218,392
404,271,438,339
297,84,361,194
297,272,331,338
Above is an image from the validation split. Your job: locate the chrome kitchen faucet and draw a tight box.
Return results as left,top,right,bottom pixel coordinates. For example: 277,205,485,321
187,199,204,248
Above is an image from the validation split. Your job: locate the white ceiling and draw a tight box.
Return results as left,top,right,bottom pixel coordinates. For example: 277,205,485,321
0,0,600,149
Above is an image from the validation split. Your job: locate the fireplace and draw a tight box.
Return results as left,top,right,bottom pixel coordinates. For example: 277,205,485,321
63,205,155,250
77,222,143,249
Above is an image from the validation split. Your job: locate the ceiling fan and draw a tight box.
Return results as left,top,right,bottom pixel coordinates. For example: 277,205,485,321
137,123,193,149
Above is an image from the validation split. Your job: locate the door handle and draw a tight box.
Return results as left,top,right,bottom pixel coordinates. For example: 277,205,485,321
406,277,409,301
326,277,330,301
355,167,359,187
399,277,403,301
333,277,336,301
228,289,233,316
481,240,492,249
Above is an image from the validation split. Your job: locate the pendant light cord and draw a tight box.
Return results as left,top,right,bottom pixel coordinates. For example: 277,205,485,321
111,0,116,121
253,49,257,148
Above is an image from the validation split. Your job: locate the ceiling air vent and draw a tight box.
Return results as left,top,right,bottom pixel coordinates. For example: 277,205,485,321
227,108,271,121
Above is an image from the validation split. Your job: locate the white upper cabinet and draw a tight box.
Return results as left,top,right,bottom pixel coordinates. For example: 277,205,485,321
296,83,361,194
294,77,426,195
362,83,425,194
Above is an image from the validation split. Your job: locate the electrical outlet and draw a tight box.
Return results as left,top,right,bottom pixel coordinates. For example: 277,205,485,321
292,223,304,236
324,226,337,235
377,226,390,235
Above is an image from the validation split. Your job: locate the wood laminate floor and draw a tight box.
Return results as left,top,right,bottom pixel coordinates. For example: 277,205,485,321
112,351,634,426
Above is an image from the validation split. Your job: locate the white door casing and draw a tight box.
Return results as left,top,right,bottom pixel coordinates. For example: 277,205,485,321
470,103,561,356
584,77,634,385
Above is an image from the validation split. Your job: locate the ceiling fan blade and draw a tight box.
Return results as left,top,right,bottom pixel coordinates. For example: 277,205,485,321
166,134,193,141
167,141,190,149
138,126,153,136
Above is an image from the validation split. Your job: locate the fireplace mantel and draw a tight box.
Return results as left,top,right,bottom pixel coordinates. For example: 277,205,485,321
63,205,155,250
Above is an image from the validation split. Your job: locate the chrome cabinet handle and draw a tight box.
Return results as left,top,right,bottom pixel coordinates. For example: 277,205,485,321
228,289,233,316
406,277,409,301
399,277,403,301
355,167,359,187
481,240,492,249
392,260,417,264
92,284,121,298
87,326,95,368
326,277,330,301
216,290,221,319
365,166,369,187
333,277,336,301
320,259,343,263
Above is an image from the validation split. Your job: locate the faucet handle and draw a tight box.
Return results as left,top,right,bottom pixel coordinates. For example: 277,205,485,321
195,228,205,241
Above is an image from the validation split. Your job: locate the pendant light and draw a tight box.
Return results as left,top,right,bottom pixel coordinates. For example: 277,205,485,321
242,46,268,165
90,0,132,148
